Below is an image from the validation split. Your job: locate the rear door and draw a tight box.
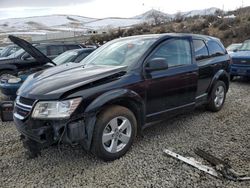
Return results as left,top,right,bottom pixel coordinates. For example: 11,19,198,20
194,39,228,102
145,37,198,122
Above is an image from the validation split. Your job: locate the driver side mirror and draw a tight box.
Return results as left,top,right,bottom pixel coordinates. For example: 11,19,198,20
145,58,168,72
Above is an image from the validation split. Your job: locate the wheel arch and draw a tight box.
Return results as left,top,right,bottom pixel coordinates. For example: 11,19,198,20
82,89,145,150
208,70,229,97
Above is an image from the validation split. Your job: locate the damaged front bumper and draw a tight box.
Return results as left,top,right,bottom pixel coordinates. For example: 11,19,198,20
13,115,87,148
13,96,97,153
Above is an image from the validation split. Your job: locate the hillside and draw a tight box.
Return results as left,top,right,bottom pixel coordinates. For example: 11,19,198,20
90,6,250,46
0,7,221,35
0,15,97,33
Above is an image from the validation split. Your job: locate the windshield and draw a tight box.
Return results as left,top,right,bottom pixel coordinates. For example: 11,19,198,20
53,50,79,65
7,48,25,58
0,46,10,56
239,41,250,51
80,37,156,67
227,44,241,51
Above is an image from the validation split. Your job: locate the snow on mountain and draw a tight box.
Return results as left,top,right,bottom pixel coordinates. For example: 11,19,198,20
134,9,172,20
84,18,142,29
0,15,96,33
0,7,222,40
180,7,220,17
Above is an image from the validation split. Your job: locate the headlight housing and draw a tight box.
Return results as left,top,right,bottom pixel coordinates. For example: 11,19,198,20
32,97,82,119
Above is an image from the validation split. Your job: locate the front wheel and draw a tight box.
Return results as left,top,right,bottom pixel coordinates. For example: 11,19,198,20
91,105,137,161
207,81,226,112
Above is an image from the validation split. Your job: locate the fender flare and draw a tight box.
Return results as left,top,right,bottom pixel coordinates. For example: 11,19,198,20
207,69,229,97
82,89,145,151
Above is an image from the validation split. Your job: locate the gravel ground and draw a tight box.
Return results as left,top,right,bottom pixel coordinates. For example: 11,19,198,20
0,80,249,188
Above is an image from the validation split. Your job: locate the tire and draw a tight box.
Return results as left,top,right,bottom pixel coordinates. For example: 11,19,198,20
207,81,226,112
91,105,137,161
0,70,15,80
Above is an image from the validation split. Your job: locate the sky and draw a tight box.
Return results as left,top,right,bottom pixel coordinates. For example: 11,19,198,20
0,0,249,20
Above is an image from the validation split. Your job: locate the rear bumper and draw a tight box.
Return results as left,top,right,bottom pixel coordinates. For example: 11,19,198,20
230,64,250,76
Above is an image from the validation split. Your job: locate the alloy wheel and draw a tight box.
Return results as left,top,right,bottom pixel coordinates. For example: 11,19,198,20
102,116,132,153
214,85,225,108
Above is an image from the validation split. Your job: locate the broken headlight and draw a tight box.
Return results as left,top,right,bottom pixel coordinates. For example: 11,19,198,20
32,97,82,119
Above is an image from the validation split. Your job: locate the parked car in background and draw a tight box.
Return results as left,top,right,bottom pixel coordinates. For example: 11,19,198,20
230,39,250,80
226,43,242,54
13,33,230,160
0,44,20,58
0,35,85,78
0,48,95,99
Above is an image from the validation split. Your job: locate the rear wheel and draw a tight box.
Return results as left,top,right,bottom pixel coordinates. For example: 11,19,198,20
207,81,226,112
91,105,137,161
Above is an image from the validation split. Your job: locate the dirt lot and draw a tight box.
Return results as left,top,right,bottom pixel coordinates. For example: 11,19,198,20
0,80,249,188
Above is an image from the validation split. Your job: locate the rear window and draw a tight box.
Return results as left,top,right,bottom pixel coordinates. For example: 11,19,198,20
207,41,225,57
193,39,209,61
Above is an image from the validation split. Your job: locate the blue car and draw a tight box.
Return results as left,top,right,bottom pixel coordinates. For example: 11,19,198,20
230,39,250,80
0,48,95,99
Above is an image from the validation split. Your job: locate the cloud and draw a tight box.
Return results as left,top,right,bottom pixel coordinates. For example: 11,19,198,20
0,0,94,8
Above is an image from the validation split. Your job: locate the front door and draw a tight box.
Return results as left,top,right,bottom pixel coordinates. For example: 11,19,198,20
145,37,198,122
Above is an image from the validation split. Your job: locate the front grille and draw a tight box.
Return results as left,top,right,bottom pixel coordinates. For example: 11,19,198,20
14,96,34,120
19,97,35,106
232,58,250,65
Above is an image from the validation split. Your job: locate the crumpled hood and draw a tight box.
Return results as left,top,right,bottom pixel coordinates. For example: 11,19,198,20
230,51,250,59
18,63,127,99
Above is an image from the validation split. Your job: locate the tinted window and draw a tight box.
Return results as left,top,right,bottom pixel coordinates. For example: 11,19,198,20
48,45,64,56
193,39,209,60
207,41,225,57
150,39,192,67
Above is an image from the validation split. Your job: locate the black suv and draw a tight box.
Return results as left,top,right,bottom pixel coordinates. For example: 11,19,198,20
0,36,84,78
13,34,230,161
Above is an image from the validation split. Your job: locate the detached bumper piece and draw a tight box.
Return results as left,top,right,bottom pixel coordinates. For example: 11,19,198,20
0,101,14,122
163,148,250,181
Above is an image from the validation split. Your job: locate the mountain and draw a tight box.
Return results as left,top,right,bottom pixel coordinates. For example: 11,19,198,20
0,15,97,33
0,7,223,44
134,9,171,20
180,7,220,17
